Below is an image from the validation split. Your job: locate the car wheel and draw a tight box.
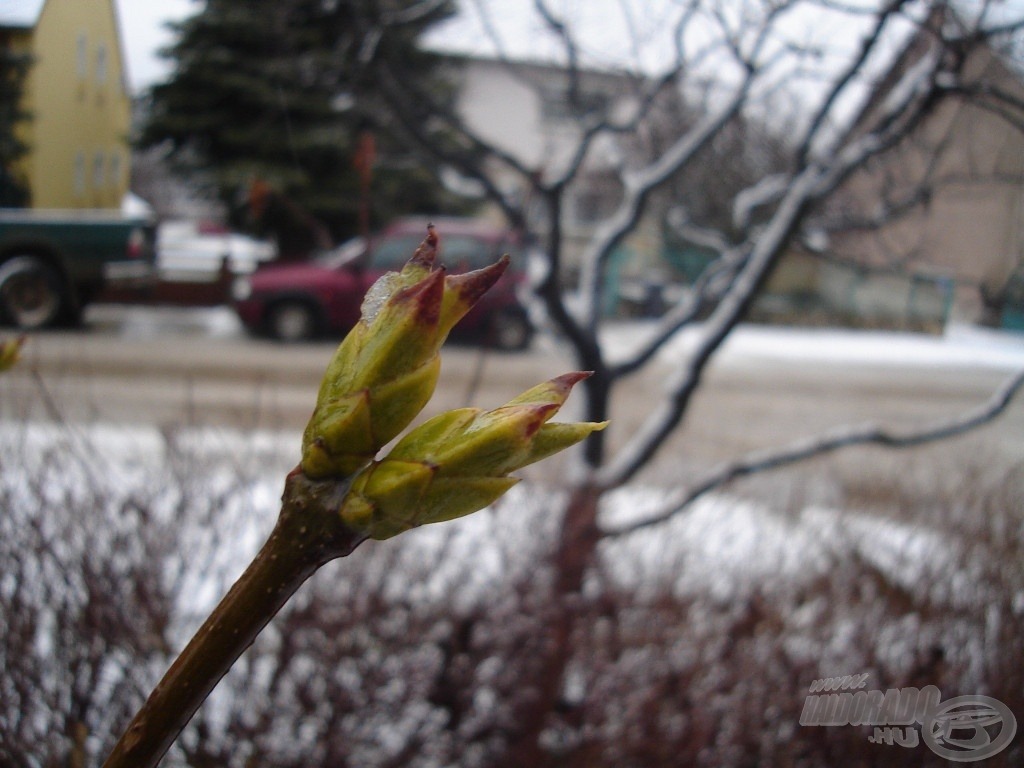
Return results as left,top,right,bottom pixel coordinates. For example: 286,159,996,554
489,308,533,351
267,300,318,342
0,256,65,330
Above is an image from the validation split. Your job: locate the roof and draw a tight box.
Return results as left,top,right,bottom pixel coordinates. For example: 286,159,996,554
0,0,47,29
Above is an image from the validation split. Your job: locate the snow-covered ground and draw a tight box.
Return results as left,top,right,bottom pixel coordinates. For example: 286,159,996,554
83,303,1024,374
0,412,998,618
599,320,1024,371
84,302,1024,371
4,316,1021,619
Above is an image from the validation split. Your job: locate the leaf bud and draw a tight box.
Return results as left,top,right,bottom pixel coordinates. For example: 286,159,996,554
338,372,607,539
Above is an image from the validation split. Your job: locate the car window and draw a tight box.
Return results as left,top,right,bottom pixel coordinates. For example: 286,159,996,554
316,237,366,268
443,236,491,269
442,236,522,270
371,235,423,270
370,232,522,271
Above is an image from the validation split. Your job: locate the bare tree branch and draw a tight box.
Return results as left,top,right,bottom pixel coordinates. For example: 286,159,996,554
609,244,748,378
575,77,754,333
796,0,908,165
596,21,952,488
533,0,581,93
602,367,1024,537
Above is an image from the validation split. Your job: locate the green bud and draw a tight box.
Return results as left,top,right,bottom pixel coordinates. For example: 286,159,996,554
301,227,510,479
338,371,608,539
0,336,24,373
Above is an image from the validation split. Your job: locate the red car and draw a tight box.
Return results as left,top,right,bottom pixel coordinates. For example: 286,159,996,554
231,217,534,350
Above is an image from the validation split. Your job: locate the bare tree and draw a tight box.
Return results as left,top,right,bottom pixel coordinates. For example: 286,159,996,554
349,0,1024,762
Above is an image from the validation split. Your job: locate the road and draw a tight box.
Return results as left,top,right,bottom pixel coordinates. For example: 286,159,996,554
4,304,1022,486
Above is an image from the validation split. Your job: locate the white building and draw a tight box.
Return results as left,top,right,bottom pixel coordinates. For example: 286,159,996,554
447,55,672,286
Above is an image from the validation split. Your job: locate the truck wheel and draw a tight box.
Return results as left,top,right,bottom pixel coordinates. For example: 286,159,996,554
0,256,65,330
267,300,318,342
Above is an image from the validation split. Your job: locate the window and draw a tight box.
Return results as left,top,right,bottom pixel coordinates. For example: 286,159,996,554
96,44,107,86
108,152,122,188
541,87,610,122
93,152,105,189
76,33,88,79
73,153,86,196
370,236,423,269
570,172,623,226
370,234,502,271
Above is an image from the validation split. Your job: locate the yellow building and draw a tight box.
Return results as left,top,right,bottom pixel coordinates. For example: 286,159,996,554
1,0,132,209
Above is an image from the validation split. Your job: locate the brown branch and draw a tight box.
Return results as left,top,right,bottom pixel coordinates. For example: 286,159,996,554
102,471,366,768
602,367,1024,537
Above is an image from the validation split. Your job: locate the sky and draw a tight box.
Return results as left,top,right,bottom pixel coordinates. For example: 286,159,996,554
110,0,850,92
112,0,642,92
113,0,195,93
114,0,1024,94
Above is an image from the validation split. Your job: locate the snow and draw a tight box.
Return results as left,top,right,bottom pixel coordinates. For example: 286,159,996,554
599,321,1024,371
3,315,1017,636
84,301,1024,372
0,416,972,613
595,486,964,605
0,0,45,28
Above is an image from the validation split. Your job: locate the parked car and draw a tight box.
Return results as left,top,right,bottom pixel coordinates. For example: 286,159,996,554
231,217,534,350
157,219,276,282
0,208,156,329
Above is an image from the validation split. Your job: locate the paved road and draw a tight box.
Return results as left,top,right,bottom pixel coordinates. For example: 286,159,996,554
4,304,1021,485
5,305,574,431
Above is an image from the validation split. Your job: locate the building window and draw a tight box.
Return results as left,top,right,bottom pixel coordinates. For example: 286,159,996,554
571,176,622,226
109,151,122,189
93,152,105,189
74,153,86,196
541,87,610,122
96,44,107,86
76,33,88,79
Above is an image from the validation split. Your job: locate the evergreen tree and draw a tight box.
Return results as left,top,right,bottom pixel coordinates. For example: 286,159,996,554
141,0,467,243
0,43,32,207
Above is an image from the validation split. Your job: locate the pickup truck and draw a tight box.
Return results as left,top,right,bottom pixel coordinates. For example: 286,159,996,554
0,209,156,329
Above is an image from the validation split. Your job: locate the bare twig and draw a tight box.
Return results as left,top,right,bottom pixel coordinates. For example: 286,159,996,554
595,13,955,488
603,367,1024,537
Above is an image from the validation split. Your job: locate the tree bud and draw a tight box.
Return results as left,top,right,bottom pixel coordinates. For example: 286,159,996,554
338,372,607,539
0,336,25,373
301,227,510,479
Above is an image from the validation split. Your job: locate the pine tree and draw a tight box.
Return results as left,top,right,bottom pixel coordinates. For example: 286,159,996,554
0,43,32,207
141,0,465,242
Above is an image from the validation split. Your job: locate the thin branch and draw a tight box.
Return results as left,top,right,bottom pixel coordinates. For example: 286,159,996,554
796,0,907,165
964,94,1024,132
575,76,753,331
594,164,825,489
597,34,949,488
534,0,580,88
545,63,686,191
103,472,365,768
386,0,450,26
576,3,793,333
602,367,1024,537
368,55,532,228
609,244,748,378
942,79,1024,122
732,172,792,229
665,208,732,254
